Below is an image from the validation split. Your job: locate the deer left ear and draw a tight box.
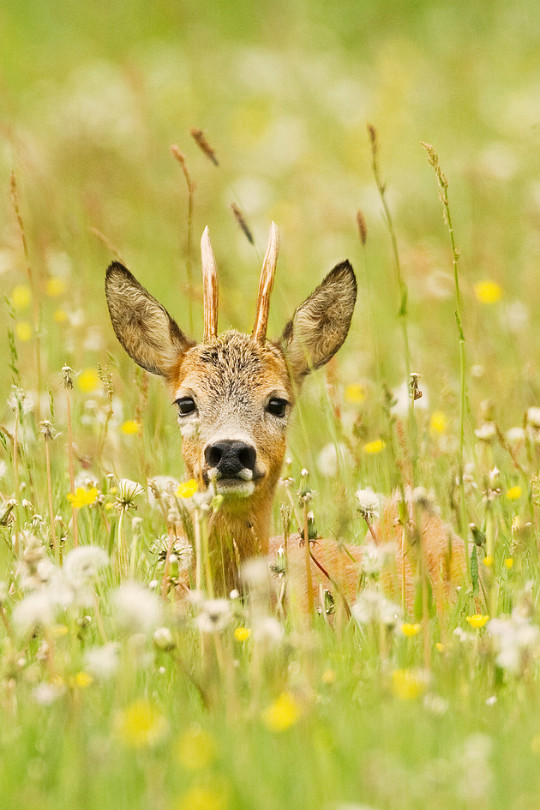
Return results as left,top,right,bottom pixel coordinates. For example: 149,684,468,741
280,260,357,382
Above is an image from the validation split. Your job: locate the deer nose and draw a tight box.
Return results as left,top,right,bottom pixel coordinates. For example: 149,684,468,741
204,440,257,478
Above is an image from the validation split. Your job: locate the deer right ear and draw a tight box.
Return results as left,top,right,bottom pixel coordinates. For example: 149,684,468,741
280,260,357,382
105,262,194,376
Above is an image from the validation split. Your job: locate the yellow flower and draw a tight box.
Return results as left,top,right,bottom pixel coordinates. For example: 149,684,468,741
505,485,522,500
46,277,67,297
401,623,421,637
67,487,99,509
115,700,168,748
391,669,428,700
121,420,141,435
11,285,31,311
435,643,445,652
262,692,301,732
345,383,366,404
234,627,251,642
175,781,229,810
322,669,336,685
504,558,514,570
15,321,32,342
77,368,100,393
53,308,67,324
51,624,69,638
483,556,494,568
474,280,503,304
466,614,490,629
71,671,93,688
176,479,198,499
177,726,217,770
429,411,448,435
363,439,386,455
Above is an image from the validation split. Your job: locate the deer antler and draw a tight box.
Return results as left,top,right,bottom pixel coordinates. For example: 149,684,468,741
252,222,280,344
201,227,219,341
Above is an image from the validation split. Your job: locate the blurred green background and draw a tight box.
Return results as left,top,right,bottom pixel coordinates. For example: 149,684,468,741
2,0,540,462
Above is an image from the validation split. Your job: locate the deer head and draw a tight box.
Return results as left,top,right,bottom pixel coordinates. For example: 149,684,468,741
105,224,356,582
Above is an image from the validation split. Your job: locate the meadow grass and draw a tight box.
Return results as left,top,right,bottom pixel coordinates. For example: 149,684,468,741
3,1,540,808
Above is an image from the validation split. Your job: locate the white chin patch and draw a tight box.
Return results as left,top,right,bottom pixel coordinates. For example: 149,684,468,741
216,480,255,498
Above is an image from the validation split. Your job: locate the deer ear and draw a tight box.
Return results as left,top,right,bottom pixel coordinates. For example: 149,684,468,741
280,261,356,381
105,262,194,376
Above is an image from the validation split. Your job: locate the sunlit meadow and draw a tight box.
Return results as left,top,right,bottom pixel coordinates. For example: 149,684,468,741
2,1,540,808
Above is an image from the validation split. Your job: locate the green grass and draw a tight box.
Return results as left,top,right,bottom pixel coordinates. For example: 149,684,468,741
2,1,540,808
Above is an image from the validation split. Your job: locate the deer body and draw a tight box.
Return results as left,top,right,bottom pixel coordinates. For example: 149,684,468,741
106,225,467,608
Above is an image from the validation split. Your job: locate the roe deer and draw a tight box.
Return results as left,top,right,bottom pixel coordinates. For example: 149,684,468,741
106,224,467,611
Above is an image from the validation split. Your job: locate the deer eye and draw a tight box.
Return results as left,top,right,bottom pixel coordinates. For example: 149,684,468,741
266,397,288,418
175,397,197,416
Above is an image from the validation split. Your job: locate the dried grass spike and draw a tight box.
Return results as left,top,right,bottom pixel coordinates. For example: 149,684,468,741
190,128,219,166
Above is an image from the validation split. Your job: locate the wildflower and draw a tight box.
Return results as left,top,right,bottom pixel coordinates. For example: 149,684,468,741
12,591,55,636
67,487,99,509
506,426,526,443
234,627,251,642
33,683,65,706
401,623,421,637
11,284,31,311
360,542,392,576
316,442,348,479
112,582,161,635
46,277,66,297
488,612,540,674
474,280,502,304
15,321,32,342
84,643,120,680
153,627,175,651
262,692,301,732
504,558,514,569
423,693,449,715
429,411,448,435
176,479,198,499
466,614,490,629
362,439,386,455
251,616,284,645
175,781,229,810
120,419,141,435
355,488,381,521
115,699,168,748
54,308,67,323
115,478,144,510
351,590,401,627
63,546,109,591
527,407,540,429
506,485,522,500
345,383,366,403
8,385,34,413
177,726,217,769
71,671,93,688
483,556,494,568
391,668,429,700
195,598,232,634
77,368,100,393
474,422,496,442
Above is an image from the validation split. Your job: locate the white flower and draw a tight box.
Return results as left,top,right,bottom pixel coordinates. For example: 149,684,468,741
241,557,271,590
506,426,526,443
84,643,120,680
527,407,540,429
474,422,497,442
487,612,540,674
361,541,392,576
112,582,161,634
316,442,349,479
8,386,35,414
115,478,145,509
153,627,175,650
33,683,65,706
195,598,232,634
355,488,382,521
251,616,284,645
64,546,109,590
12,591,56,636
147,476,180,506
351,590,401,627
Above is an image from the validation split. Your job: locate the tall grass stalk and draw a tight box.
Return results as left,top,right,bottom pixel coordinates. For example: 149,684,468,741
421,143,468,537
63,366,78,547
40,420,58,559
171,145,196,336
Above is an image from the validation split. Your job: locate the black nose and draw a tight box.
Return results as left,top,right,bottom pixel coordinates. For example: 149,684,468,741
204,440,257,477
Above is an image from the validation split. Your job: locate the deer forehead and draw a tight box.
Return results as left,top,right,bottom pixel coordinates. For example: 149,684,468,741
170,331,293,408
